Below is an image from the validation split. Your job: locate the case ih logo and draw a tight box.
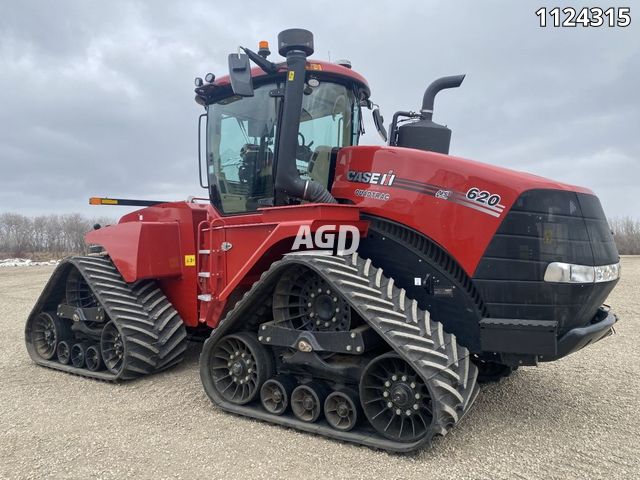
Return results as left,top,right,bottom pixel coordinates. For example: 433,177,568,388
347,170,396,186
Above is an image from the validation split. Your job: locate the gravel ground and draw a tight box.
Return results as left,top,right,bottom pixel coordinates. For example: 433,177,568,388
1,258,638,479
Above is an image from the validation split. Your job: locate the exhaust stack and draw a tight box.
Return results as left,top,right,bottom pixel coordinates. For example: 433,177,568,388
391,74,465,155
273,29,336,205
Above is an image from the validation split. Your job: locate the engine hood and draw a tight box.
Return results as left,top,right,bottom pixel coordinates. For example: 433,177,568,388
331,145,597,275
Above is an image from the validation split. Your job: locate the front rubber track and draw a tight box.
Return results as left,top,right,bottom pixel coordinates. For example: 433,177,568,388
25,256,187,381
200,252,479,453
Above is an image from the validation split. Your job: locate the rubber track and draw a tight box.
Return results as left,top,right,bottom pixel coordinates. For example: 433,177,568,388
25,256,187,381
200,251,479,452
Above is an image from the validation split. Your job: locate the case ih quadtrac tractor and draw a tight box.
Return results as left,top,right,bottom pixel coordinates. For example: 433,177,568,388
25,29,621,452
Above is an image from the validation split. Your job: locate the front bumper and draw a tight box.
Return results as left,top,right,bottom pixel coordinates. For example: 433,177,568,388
479,306,617,363
549,306,617,360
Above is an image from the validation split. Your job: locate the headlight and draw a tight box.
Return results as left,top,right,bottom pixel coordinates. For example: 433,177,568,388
544,262,620,284
595,263,620,282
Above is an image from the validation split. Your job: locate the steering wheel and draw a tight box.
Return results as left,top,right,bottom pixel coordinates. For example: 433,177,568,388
296,133,314,162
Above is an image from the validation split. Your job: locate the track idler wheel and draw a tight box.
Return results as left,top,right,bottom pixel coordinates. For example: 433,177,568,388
100,321,125,375
260,376,296,415
324,389,360,432
291,382,329,423
56,340,71,365
28,312,70,361
70,342,89,368
360,353,433,443
85,345,103,372
208,332,272,405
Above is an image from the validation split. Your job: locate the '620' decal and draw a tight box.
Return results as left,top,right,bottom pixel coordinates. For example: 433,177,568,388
466,187,501,207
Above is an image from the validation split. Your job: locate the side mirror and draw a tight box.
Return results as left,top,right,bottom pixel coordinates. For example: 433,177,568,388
228,53,254,97
372,108,388,142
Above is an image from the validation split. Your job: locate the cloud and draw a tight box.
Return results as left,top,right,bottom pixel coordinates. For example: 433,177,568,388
0,0,637,217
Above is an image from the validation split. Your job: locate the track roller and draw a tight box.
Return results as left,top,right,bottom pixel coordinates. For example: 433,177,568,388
56,340,71,365
70,343,89,368
291,382,329,423
85,345,103,372
260,376,296,415
207,332,273,405
324,389,360,432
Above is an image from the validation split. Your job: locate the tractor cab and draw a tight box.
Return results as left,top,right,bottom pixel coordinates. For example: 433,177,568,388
194,31,370,214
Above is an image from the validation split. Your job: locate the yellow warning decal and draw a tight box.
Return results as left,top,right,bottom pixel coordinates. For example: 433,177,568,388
288,71,295,81
184,255,196,266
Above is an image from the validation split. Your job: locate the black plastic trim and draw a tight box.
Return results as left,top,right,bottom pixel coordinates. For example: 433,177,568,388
478,306,616,360
546,306,617,361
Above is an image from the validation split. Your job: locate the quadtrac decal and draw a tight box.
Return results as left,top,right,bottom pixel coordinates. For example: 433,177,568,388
346,171,505,218
354,188,391,201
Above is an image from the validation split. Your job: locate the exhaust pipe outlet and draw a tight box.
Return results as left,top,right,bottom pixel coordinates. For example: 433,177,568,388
421,74,465,120
274,29,337,204
393,74,465,155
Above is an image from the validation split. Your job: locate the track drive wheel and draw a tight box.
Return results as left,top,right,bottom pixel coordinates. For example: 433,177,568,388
65,268,98,308
273,265,351,332
360,353,433,443
207,332,273,405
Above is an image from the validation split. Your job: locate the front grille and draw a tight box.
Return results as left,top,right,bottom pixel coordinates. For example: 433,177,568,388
473,189,619,335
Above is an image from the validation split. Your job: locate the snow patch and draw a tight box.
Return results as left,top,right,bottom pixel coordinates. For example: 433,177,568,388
0,258,61,267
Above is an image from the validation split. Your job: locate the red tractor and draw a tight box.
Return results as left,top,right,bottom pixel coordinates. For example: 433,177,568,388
25,29,620,452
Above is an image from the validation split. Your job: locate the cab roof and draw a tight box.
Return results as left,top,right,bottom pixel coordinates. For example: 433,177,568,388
195,60,370,105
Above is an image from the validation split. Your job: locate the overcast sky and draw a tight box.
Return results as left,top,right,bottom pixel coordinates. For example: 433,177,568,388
0,1,638,218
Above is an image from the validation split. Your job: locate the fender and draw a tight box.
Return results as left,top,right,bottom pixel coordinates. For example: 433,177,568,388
85,202,368,328
86,221,182,282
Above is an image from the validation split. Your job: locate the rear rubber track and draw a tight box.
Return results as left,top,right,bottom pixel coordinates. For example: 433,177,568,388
200,251,479,452
25,256,187,381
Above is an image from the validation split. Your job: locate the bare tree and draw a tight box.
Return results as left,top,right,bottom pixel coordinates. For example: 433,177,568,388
0,213,33,256
610,217,640,255
0,212,116,259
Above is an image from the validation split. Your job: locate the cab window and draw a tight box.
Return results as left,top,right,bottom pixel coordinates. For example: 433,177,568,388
297,82,357,188
207,85,279,213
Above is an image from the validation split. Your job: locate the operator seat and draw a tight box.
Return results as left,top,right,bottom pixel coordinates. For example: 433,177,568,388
308,145,334,187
